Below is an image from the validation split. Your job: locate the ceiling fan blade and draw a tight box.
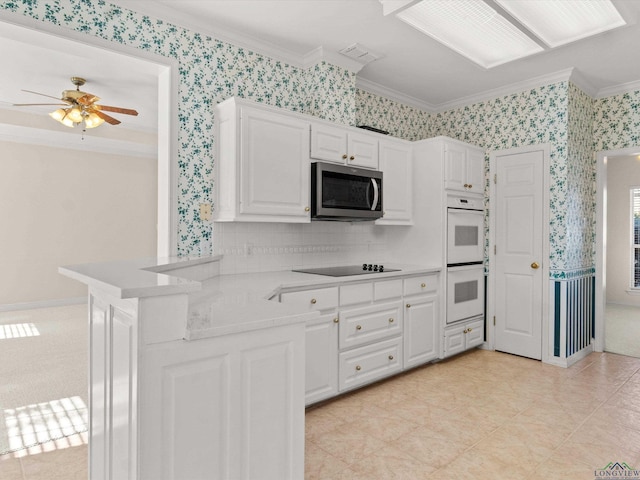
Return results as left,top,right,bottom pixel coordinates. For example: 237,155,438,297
78,93,100,105
94,110,121,125
12,103,67,107
21,89,66,102
95,105,138,116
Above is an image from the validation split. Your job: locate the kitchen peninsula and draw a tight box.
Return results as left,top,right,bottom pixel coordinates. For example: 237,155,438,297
60,254,439,480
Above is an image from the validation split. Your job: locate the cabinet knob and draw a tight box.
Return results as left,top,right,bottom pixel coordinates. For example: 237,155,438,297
342,154,348,159
463,328,469,333
467,327,473,333
388,355,394,360
388,318,394,323
406,303,411,308
310,298,317,304
304,206,310,212
356,325,362,330
468,184,473,189
333,317,339,323
349,155,355,161
421,283,426,288
356,365,362,371
464,183,469,188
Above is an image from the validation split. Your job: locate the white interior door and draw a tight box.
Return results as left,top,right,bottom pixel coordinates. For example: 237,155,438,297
494,149,544,360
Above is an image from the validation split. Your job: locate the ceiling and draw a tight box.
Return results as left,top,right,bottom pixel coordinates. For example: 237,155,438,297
109,0,640,110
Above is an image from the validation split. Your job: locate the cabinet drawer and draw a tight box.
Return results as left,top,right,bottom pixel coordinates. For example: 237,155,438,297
465,317,484,348
403,274,438,296
280,287,339,311
340,283,373,307
339,337,402,392
374,279,402,302
339,301,402,349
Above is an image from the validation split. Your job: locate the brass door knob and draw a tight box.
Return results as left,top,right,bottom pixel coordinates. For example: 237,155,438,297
531,262,539,269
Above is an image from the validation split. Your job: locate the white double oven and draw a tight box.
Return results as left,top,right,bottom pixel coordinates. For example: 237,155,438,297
446,195,485,325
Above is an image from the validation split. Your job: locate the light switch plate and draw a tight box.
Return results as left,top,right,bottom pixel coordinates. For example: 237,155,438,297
200,203,212,221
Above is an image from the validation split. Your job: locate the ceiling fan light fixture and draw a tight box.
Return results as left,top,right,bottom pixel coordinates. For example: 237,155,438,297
84,112,105,129
66,106,84,123
49,108,75,128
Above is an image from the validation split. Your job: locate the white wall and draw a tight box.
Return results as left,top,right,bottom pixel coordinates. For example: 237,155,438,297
607,155,640,306
0,140,157,306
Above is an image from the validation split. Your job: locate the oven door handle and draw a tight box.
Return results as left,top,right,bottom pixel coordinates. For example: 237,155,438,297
370,178,379,211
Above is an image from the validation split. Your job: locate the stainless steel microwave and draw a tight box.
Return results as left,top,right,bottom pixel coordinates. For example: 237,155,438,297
311,162,383,221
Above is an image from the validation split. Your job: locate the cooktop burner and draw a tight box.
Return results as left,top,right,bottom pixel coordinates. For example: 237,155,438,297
293,264,400,277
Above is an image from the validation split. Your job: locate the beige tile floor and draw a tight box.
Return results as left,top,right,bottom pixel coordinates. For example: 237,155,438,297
2,348,640,479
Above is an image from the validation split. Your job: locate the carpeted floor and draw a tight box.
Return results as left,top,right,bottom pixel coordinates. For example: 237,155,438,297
605,303,640,358
0,305,88,455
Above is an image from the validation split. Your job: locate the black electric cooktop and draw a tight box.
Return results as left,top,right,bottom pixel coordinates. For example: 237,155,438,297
293,264,400,277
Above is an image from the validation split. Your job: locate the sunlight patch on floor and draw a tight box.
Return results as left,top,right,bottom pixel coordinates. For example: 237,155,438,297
0,323,40,339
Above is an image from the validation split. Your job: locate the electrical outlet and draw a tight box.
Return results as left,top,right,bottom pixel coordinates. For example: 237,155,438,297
200,203,212,221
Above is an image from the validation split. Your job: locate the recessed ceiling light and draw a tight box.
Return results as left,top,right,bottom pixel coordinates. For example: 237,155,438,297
495,0,626,48
394,0,543,69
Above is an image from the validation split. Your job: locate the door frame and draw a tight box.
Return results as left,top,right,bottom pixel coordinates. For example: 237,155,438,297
488,144,551,362
0,10,179,257
595,146,640,353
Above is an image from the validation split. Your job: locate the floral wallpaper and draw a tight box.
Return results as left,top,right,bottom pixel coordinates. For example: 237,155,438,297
0,0,356,256
355,89,431,141
593,90,640,152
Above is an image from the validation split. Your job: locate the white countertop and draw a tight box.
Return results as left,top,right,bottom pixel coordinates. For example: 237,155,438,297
186,264,440,339
60,255,440,340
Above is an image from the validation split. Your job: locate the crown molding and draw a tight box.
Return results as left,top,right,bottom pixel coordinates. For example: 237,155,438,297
434,68,576,112
0,122,157,158
595,79,640,99
568,68,598,97
355,77,436,112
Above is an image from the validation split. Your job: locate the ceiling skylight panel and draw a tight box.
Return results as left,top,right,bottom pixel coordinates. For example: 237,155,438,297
495,0,626,48
396,0,543,68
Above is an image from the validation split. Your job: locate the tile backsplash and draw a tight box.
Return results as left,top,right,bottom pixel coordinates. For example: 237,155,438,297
213,221,389,274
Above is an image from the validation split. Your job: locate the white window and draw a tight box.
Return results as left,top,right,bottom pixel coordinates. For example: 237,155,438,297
631,188,640,288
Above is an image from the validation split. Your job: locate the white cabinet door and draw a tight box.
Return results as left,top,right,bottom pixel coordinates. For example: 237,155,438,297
466,148,485,195
443,316,485,358
444,143,467,192
444,142,484,194
347,131,379,169
310,123,347,165
404,294,439,368
305,313,339,405
240,107,311,220
376,139,413,225
310,123,379,169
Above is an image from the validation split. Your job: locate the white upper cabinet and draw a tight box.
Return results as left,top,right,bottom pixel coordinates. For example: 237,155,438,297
376,138,413,225
444,142,484,195
214,98,311,222
310,123,379,169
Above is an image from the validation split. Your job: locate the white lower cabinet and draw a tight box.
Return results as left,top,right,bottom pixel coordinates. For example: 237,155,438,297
403,293,439,368
279,272,440,405
339,337,403,392
443,316,484,358
304,313,339,405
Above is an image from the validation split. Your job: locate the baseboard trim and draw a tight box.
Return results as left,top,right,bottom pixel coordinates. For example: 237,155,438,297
0,297,87,312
